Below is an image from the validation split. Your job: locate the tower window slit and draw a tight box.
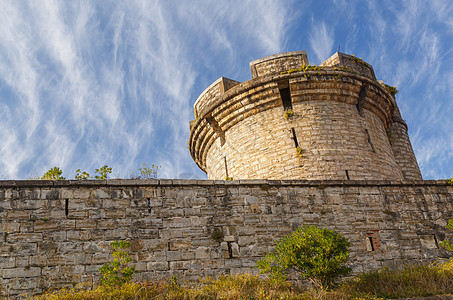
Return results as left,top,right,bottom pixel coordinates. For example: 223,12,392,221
65,199,69,217
280,88,292,110
365,129,376,152
356,84,369,117
433,235,439,248
278,80,292,110
224,157,229,178
368,237,375,251
291,128,299,148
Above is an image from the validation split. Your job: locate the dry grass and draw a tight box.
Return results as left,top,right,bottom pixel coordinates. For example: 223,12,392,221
338,260,453,299
31,275,309,300
28,260,453,300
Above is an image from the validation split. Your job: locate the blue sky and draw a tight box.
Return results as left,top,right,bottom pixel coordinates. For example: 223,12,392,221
0,0,452,180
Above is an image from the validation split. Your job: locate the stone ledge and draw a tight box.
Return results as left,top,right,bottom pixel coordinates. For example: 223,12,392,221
0,179,448,188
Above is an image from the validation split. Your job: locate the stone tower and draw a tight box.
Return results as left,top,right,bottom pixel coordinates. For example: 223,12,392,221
188,51,422,180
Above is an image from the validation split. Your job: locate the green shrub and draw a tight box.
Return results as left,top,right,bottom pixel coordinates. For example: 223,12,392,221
296,146,304,157
94,165,112,180
384,84,399,96
129,163,160,179
75,169,90,180
256,225,351,289
211,229,224,242
441,219,453,252
138,163,159,179
99,240,135,287
41,167,65,180
284,109,294,119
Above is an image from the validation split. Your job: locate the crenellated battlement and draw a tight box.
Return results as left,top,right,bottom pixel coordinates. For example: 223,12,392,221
189,51,422,181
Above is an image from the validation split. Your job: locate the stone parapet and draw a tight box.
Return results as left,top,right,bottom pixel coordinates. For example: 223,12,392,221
320,52,376,80
249,50,309,78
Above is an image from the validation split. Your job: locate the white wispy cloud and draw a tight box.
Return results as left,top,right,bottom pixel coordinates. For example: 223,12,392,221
383,1,453,179
309,21,334,63
0,0,291,179
1,1,450,180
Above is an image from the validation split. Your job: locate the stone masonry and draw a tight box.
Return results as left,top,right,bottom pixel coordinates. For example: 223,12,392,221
0,179,452,297
189,51,422,181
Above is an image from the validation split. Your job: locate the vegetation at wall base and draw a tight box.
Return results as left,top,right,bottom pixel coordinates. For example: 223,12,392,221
30,275,305,300
338,262,453,299
29,262,453,299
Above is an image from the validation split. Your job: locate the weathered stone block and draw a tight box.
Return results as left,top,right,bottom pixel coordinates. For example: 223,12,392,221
231,242,240,257
195,247,211,259
169,239,191,250
419,235,439,249
75,219,97,229
147,261,169,271
0,257,16,268
2,267,41,278
223,235,236,242
73,189,91,199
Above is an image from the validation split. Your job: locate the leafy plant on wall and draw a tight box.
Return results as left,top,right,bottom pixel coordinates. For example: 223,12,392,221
138,163,159,179
41,167,65,180
75,169,90,180
440,219,453,252
99,240,135,287
94,165,112,179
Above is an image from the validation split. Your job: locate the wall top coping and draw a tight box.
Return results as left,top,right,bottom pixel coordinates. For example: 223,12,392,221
0,179,449,188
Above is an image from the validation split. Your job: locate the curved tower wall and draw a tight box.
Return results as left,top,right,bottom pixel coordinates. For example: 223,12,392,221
189,51,422,180
389,108,423,180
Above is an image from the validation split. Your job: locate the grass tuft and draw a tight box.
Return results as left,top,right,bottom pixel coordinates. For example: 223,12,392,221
28,260,453,300
339,261,453,299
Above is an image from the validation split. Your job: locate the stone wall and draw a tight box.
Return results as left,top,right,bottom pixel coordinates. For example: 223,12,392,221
1,179,452,298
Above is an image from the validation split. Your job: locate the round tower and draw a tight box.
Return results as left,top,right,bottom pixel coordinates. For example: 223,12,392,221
188,51,422,181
